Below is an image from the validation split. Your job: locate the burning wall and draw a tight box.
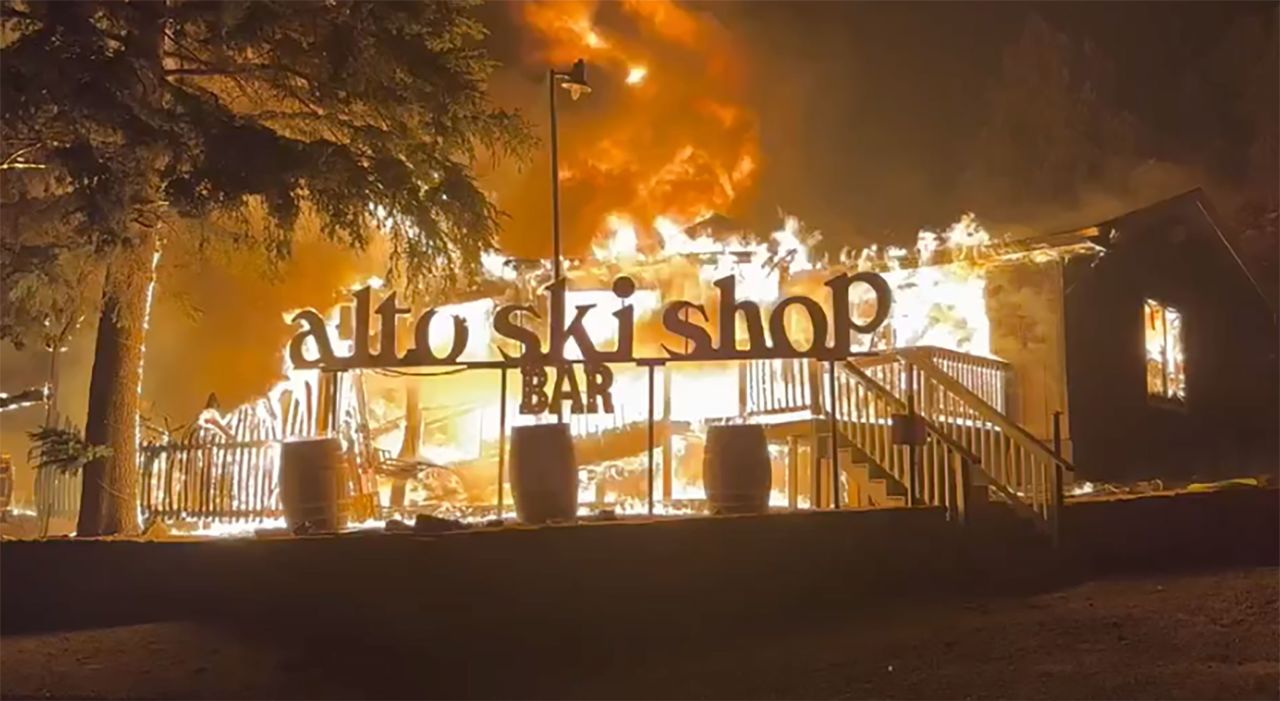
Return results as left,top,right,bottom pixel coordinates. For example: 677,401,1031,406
105,201,1106,530
986,259,1072,450
272,211,1030,517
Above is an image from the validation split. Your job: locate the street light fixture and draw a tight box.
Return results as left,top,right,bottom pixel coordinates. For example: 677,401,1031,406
556,58,592,101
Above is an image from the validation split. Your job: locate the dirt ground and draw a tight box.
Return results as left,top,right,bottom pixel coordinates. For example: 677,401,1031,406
2,566,1276,700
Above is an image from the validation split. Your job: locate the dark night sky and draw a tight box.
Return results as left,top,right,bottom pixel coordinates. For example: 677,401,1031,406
707,1,1271,241
707,0,1018,237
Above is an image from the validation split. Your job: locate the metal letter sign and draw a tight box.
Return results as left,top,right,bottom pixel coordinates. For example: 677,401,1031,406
288,273,892,416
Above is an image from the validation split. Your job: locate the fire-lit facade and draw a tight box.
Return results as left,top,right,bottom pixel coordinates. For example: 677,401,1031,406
337,211,1074,520
101,207,1072,531
234,190,1279,519
30,192,1274,535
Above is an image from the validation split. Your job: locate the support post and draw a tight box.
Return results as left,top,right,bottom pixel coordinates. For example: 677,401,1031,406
316,371,340,435
1051,410,1063,548
809,420,820,507
828,360,839,510
787,435,799,510
334,371,344,431
808,360,822,507
951,453,970,526
807,359,823,415
905,365,917,507
548,70,564,425
548,71,562,290
497,367,508,518
647,363,656,515
662,364,673,503
315,372,329,435
390,381,421,511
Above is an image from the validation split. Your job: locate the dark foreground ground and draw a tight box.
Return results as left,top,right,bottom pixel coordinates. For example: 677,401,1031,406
4,489,1278,699
2,567,1277,700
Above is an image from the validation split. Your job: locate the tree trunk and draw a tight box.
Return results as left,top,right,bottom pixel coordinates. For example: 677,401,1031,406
77,229,159,537
44,339,60,426
44,318,74,426
75,1,170,538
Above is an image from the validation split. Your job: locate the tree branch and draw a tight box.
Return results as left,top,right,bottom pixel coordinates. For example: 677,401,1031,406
163,67,236,77
0,4,33,20
1,144,47,171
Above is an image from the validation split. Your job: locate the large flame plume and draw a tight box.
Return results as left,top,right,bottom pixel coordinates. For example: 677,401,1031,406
496,0,759,259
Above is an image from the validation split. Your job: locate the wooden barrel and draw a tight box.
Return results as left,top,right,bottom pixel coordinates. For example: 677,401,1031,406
279,437,348,532
508,424,577,524
702,424,771,515
0,454,11,514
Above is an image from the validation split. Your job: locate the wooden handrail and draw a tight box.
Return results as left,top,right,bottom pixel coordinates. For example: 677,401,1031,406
838,361,981,466
906,345,1012,371
838,355,1049,528
899,349,1076,472
851,346,1012,372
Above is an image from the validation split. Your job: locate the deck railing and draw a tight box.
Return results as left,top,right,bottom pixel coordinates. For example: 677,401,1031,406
742,357,820,416
141,437,284,523
140,374,378,525
140,399,289,523
34,467,82,535
856,347,1009,414
122,348,1056,528
743,346,1010,420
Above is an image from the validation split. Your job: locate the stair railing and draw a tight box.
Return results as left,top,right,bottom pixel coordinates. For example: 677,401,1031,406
903,346,1010,413
825,360,983,525
889,348,1074,535
739,351,1069,535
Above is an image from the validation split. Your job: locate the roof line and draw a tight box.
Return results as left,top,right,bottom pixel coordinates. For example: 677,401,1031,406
1193,198,1275,315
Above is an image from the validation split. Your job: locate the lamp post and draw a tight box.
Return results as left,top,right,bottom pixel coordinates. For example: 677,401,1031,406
548,60,590,423
548,58,591,294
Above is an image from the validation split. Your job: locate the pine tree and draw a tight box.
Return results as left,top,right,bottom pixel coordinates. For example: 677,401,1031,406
0,0,532,535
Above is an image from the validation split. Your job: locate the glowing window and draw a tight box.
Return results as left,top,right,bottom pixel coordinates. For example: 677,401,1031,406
1143,299,1186,402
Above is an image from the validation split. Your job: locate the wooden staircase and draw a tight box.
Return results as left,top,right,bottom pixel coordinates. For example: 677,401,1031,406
743,347,1076,539
843,449,910,508
811,443,908,509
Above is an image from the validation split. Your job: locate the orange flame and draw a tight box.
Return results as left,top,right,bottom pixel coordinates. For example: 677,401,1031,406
510,0,760,258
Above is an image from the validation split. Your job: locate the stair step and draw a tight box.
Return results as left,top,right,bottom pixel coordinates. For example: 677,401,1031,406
868,479,907,507
821,458,911,509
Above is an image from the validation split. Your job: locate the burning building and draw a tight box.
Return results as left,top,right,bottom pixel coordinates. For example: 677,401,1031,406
20,0,1275,536
30,187,1270,539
